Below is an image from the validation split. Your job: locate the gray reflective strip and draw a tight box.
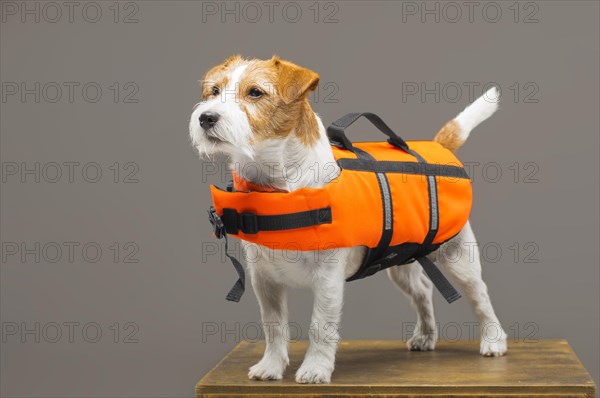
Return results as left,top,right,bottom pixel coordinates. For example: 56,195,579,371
428,175,438,231
377,172,392,230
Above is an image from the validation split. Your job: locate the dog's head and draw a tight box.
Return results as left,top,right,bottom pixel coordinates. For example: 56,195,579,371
189,55,320,159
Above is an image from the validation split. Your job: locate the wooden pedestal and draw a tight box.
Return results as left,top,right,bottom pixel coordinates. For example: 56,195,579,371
196,339,596,397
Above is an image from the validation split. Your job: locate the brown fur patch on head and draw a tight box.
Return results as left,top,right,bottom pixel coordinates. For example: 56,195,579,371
433,119,464,152
270,56,320,104
200,55,245,100
238,56,320,146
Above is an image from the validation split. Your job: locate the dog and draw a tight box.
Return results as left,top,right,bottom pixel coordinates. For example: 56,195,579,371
189,55,507,384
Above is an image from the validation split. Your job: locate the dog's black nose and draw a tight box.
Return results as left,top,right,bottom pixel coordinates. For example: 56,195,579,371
200,112,220,129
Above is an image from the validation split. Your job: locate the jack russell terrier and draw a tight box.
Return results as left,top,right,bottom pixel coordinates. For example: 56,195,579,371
189,55,507,384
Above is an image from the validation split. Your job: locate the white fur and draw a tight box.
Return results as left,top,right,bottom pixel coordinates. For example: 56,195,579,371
190,71,506,384
232,116,339,192
229,65,248,90
189,64,255,159
455,86,499,141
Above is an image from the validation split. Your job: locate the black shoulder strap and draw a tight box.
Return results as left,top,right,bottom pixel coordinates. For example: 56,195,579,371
327,112,410,152
208,206,245,302
417,256,462,303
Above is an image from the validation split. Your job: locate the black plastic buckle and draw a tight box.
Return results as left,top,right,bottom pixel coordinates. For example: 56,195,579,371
208,206,225,239
239,212,258,234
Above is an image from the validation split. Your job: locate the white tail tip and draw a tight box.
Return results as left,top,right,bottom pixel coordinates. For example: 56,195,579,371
455,86,500,141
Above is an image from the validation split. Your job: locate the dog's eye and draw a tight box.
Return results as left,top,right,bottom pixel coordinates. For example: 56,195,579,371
211,86,220,96
248,87,264,98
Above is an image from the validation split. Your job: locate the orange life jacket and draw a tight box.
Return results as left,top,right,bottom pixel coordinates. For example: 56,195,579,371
207,113,472,303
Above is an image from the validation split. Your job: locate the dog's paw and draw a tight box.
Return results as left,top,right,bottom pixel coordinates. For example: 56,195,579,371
295,361,333,384
480,333,508,357
407,332,437,351
248,356,288,381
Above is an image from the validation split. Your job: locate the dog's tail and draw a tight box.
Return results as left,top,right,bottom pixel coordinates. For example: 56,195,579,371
434,87,499,152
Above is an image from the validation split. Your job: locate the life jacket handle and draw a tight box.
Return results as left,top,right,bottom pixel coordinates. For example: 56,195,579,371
327,112,410,153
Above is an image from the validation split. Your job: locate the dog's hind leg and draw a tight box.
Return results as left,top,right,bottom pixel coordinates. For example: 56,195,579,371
435,220,508,357
387,262,437,351
247,262,290,381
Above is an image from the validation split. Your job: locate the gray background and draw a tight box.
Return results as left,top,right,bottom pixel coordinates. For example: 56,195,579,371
1,1,598,397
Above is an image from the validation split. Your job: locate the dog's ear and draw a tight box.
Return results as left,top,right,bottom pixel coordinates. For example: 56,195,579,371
271,56,320,104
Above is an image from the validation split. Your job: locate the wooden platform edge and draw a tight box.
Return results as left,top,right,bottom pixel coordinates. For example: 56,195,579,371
195,339,597,398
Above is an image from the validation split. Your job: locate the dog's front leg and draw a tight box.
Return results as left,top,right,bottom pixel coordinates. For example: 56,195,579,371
247,259,290,381
296,253,346,384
